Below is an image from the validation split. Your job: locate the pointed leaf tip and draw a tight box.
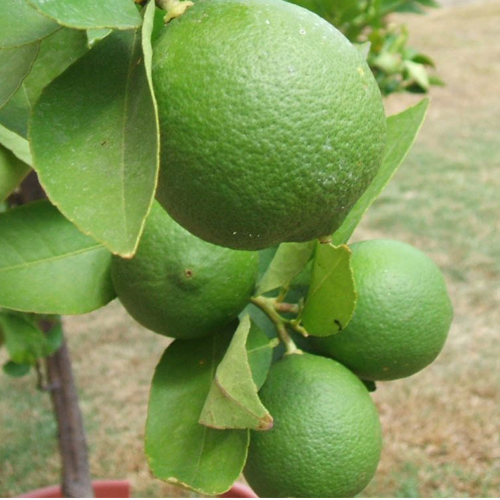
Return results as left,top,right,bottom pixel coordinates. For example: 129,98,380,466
30,26,159,257
200,315,273,431
332,98,430,245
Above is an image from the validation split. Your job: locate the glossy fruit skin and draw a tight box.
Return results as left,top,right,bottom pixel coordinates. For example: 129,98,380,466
244,353,382,498
313,239,454,381
152,0,386,250
111,203,258,339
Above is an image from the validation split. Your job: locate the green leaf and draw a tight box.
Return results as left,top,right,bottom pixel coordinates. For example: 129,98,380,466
146,325,249,496
0,201,116,314
243,302,278,341
0,123,32,165
0,43,39,109
416,0,439,7
45,319,63,354
0,311,48,364
257,246,278,282
332,98,430,245
3,360,31,378
0,28,88,138
371,51,402,74
141,0,157,91
26,0,142,30
0,0,59,49
428,75,445,87
395,2,425,14
0,145,31,202
411,53,435,68
200,316,273,431
30,23,160,257
257,241,315,295
0,86,31,138
86,28,112,47
246,321,275,390
301,243,357,337
355,41,371,60
152,5,168,43
404,60,429,90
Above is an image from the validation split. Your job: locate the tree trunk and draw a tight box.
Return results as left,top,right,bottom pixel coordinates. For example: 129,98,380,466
14,172,94,497
45,337,94,498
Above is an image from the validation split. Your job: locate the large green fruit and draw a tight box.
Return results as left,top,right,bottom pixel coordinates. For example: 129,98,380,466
111,203,258,339
244,353,382,497
312,239,454,380
152,0,386,250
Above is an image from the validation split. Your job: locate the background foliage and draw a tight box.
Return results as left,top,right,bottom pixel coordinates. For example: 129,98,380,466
290,0,443,94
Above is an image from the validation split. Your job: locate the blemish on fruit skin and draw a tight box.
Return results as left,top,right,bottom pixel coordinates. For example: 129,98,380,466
357,66,365,77
299,28,307,35
184,268,194,278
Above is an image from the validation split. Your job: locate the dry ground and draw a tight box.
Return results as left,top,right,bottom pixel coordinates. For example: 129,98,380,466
1,0,500,497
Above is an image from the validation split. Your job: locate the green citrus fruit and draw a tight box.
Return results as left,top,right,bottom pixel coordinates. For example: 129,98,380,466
152,0,386,250
111,202,258,339
244,353,382,497
312,239,454,381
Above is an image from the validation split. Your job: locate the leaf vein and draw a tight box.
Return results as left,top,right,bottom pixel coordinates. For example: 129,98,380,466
0,243,103,273
190,334,218,483
214,378,266,421
306,252,343,303
119,29,139,243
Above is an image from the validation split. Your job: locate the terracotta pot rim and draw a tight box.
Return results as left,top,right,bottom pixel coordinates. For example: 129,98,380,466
18,479,130,498
18,480,257,498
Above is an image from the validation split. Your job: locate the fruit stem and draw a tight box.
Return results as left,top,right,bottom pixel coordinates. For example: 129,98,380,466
274,302,300,314
287,319,309,338
251,297,300,355
155,0,194,23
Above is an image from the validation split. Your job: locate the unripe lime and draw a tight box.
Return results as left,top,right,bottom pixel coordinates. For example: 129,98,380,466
112,203,258,339
152,0,386,250
244,353,382,497
313,239,454,380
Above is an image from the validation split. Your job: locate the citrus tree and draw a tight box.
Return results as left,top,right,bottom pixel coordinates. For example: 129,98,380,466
0,0,452,497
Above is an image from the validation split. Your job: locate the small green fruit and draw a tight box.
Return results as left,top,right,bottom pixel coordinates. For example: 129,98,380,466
112,203,258,339
312,239,453,380
244,353,382,497
152,0,386,250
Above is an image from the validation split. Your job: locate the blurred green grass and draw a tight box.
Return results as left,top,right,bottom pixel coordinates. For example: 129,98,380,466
0,380,58,495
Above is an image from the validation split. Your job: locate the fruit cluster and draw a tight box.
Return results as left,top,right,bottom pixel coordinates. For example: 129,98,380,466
113,203,452,497
111,0,453,497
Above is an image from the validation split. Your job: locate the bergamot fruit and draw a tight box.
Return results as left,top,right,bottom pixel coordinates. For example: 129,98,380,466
152,0,387,250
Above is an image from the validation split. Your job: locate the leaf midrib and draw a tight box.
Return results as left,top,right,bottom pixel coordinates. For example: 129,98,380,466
189,335,218,485
214,377,268,422
119,29,139,244
306,250,344,304
0,242,103,273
